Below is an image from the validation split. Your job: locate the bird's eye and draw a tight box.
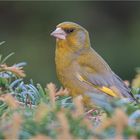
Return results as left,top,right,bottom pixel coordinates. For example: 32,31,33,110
64,28,75,34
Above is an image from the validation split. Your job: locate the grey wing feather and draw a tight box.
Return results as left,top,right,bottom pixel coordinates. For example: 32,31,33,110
82,70,136,101
112,72,136,101
83,71,114,87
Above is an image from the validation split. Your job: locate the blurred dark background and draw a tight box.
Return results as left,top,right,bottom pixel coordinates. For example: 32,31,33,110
0,1,140,86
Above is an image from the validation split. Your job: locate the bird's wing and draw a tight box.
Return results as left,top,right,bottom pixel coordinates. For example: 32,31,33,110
76,64,120,97
76,48,135,100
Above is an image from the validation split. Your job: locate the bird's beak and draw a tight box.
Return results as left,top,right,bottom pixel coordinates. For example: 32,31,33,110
51,28,67,40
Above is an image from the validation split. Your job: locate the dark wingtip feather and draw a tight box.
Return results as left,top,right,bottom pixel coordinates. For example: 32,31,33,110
112,72,139,104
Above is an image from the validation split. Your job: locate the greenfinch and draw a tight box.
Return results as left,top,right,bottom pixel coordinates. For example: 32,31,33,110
51,22,137,103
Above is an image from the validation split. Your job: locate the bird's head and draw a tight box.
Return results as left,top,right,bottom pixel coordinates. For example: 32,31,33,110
51,22,90,49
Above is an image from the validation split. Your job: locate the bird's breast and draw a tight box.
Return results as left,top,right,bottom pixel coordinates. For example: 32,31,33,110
55,48,77,83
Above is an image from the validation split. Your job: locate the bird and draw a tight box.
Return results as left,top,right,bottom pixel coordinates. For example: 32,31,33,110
51,21,137,104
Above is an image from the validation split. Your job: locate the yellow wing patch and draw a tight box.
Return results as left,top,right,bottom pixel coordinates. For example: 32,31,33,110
99,86,117,97
76,73,118,97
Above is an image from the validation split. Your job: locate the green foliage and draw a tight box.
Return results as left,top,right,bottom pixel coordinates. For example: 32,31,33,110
0,44,140,139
